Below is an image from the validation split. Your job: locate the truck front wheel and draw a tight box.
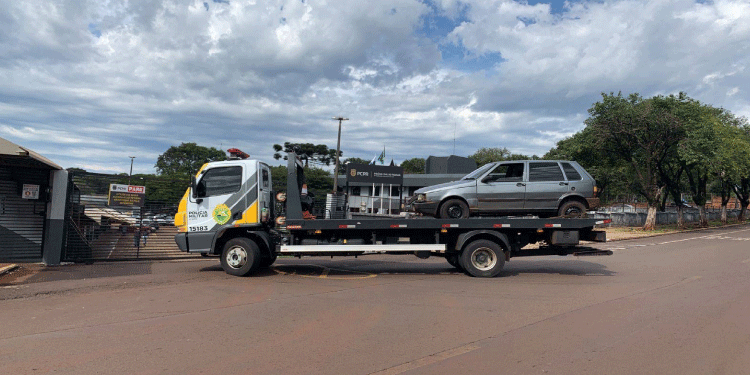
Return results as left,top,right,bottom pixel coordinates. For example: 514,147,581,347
460,239,505,277
220,237,261,276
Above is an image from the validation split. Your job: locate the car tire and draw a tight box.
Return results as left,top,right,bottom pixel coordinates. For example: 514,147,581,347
460,239,505,277
558,200,586,217
220,237,261,276
439,199,469,219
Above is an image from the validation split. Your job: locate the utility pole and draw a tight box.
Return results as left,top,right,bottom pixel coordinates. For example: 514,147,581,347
332,117,348,194
128,156,135,185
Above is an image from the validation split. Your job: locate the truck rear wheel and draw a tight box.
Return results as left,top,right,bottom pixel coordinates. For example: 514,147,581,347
220,237,261,276
460,239,505,277
446,253,463,271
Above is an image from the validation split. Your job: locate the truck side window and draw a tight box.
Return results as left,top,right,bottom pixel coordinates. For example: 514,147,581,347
528,162,565,182
561,163,582,181
196,166,243,197
262,169,269,189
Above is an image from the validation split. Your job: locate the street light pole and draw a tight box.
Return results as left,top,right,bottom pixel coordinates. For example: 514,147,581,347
128,156,135,185
332,117,348,194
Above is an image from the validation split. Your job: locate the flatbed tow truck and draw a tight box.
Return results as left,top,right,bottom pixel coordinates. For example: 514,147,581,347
174,151,610,278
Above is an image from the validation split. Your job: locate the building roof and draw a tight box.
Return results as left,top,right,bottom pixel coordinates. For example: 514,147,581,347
0,137,62,170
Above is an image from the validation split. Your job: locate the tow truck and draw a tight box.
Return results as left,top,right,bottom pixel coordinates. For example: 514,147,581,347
174,150,610,277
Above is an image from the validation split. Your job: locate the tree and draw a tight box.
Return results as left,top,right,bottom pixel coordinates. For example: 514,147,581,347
155,143,226,177
586,92,685,230
401,158,425,174
273,142,340,168
469,147,533,167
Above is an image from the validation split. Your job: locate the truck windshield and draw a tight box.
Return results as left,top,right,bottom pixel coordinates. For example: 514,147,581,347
461,163,495,180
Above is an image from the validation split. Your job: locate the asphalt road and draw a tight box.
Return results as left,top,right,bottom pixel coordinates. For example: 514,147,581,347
2,225,750,375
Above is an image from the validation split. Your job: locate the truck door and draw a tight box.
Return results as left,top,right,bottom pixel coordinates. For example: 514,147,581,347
186,165,244,252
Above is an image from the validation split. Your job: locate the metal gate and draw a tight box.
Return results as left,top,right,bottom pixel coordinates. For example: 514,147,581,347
63,171,200,262
0,167,49,261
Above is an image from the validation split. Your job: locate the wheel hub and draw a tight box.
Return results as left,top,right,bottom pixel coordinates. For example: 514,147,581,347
471,248,497,271
226,246,248,269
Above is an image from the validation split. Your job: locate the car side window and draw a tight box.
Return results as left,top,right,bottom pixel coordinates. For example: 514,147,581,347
528,162,565,182
196,166,242,197
484,163,524,183
561,163,582,181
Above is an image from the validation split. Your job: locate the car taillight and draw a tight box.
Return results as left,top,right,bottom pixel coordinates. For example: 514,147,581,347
593,185,600,198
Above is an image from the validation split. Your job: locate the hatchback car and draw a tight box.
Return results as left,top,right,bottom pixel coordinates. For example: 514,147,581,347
409,160,599,218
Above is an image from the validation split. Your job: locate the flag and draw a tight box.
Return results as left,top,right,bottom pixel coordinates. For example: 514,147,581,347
377,147,385,165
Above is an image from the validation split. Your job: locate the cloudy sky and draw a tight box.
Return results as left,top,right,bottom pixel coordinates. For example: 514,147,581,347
1,0,749,174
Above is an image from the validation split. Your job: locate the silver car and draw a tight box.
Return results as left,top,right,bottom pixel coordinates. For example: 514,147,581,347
410,160,600,218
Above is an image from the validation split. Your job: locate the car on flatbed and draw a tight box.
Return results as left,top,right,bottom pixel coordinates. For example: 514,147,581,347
409,160,600,219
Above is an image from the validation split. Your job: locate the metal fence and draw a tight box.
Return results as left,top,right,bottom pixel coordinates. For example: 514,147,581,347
63,171,200,262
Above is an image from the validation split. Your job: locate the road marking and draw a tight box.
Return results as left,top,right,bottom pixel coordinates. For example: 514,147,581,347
369,344,480,375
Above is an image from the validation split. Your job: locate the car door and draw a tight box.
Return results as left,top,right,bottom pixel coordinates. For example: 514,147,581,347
524,162,568,211
476,162,526,212
186,165,244,252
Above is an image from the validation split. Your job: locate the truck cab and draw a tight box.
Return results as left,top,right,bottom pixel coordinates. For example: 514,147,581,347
174,159,273,253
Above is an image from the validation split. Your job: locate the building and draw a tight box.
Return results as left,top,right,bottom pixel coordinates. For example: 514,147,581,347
336,155,477,215
0,137,67,264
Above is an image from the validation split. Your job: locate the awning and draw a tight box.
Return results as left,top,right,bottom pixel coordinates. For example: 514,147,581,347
0,137,62,170
84,207,137,225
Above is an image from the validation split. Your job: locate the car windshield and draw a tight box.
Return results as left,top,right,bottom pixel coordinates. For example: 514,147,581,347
461,163,496,180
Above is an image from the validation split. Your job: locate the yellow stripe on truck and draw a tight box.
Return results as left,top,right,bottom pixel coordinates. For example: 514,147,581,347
234,200,259,225
174,163,209,229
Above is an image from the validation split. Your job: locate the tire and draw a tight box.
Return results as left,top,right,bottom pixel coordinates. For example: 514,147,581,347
446,253,463,270
558,200,586,217
259,252,278,268
439,199,470,219
220,237,261,276
460,239,505,277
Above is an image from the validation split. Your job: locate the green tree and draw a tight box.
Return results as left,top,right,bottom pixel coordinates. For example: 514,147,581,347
401,158,425,174
273,142,340,168
469,147,534,167
336,157,371,175
586,92,686,230
155,143,226,177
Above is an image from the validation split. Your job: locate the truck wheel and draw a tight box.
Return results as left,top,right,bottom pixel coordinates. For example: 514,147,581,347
558,201,586,217
460,239,505,277
259,252,278,268
220,238,261,276
446,253,463,271
439,199,469,219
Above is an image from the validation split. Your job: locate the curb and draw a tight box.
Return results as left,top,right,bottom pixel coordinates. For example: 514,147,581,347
605,221,750,242
0,264,19,276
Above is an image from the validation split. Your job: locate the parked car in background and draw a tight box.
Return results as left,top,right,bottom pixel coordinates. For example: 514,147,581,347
408,160,599,218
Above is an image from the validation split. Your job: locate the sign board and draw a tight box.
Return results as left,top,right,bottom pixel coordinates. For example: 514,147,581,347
22,184,40,200
108,184,146,207
346,164,403,185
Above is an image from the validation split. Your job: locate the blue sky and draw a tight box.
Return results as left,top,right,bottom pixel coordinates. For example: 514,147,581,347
1,0,749,174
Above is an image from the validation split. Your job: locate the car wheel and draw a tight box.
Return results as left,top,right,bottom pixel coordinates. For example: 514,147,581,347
459,239,505,277
558,200,586,217
220,237,261,276
439,199,469,219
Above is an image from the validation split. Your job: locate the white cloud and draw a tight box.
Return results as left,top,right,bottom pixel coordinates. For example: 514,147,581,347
0,0,748,175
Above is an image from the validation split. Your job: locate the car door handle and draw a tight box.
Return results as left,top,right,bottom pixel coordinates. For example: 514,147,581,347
516,183,526,187
559,182,569,186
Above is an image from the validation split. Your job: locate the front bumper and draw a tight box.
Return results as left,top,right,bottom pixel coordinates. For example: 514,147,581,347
174,232,188,252
410,201,439,217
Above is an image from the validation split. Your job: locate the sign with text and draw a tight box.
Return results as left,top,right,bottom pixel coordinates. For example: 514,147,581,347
108,184,146,207
346,164,403,185
22,184,40,200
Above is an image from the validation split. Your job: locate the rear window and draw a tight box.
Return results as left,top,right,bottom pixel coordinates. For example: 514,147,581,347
528,162,565,182
561,163,582,181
